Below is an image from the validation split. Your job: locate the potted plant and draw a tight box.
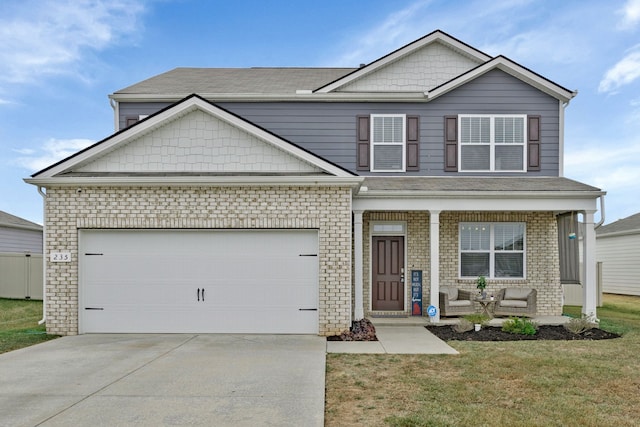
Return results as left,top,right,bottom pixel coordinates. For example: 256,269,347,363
476,275,487,299
464,313,489,332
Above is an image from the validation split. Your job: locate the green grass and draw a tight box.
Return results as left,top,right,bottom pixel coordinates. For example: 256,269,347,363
326,294,640,426
0,298,59,354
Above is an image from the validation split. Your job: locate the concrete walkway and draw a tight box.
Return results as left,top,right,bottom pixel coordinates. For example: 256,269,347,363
0,334,326,427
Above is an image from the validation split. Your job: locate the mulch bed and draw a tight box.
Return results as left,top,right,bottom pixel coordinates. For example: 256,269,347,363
426,325,621,341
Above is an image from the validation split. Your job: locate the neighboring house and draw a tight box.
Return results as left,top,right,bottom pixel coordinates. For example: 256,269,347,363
0,210,43,299
25,30,604,336
596,213,640,296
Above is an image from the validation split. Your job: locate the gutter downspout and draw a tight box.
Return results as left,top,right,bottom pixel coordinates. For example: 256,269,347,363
595,195,605,229
110,97,119,132
37,186,46,325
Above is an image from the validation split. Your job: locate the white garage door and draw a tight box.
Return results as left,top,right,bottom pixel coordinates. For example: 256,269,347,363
79,229,318,334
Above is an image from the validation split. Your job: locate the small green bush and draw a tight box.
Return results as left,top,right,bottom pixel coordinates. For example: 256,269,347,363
564,317,597,334
463,313,490,326
502,317,538,335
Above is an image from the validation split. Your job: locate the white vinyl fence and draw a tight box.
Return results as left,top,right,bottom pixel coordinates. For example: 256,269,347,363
0,252,43,300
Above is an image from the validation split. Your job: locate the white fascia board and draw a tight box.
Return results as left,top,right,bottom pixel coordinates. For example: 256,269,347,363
353,193,601,212
24,175,365,188
315,32,490,94
426,57,577,102
35,96,354,179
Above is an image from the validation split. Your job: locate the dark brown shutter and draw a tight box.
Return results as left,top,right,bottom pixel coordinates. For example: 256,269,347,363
356,115,370,171
527,115,541,171
406,115,420,171
444,116,458,172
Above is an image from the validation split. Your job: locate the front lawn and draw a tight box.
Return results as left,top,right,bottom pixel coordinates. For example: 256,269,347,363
0,298,59,354
325,294,640,426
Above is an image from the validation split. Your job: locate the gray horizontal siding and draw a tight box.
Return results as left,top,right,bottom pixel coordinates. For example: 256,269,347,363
0,227,43,253
117,69,561,176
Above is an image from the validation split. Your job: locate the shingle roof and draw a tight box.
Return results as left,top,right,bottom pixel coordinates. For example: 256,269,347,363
0,210,42,231
360,177,602,193
114,67,356,95
596,212,640,236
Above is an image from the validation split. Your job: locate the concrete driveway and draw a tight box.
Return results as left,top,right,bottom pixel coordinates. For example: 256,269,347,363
0,334,326,426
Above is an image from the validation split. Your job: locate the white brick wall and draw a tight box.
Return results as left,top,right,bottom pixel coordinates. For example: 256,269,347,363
76,110,321,173
44,185,352,336
341,42,479,92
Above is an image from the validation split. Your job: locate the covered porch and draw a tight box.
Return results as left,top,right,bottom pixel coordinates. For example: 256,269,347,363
351,177,605,323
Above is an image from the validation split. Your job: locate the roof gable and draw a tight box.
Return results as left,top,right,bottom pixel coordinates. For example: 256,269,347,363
427,56,576,102
314,30,491,93
32,95,355,180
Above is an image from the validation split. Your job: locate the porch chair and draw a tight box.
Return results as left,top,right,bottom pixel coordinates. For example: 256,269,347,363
494,288,537,317
439,286,475,317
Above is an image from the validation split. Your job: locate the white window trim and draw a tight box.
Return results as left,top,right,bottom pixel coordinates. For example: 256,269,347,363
459,222,527,279
458,114,527,173
370,114,406,172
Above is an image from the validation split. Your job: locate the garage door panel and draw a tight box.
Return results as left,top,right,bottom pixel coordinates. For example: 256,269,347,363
80,230,319,334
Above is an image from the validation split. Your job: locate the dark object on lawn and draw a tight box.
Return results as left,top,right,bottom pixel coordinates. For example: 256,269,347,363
426,325,620,341
327,318,378,341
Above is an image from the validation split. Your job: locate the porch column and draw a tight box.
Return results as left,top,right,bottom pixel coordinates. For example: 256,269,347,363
353,210,364,321
429,210,441,323
582,210,598,321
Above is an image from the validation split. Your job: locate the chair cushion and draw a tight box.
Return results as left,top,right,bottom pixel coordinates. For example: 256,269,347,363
503,288,532,301
440,286,458,301
449,300,472,307
500,300,528,308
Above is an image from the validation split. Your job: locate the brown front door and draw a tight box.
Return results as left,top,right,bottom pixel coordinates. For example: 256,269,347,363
372,236,405,311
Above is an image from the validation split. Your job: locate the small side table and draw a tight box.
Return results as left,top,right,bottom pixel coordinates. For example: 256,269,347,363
475,297,496,318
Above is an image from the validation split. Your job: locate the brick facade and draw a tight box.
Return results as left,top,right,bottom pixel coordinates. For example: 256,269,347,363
362,211,562,317
44,185,353,336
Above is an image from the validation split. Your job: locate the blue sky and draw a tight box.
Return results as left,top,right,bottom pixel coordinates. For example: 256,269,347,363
1,0,639,225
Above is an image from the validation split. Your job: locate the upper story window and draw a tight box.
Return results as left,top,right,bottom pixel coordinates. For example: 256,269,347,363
459,222,526,279
459,115,527,172
370,114,406,172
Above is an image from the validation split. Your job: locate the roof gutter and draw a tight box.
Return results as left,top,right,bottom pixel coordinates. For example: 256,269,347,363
37,186,46,326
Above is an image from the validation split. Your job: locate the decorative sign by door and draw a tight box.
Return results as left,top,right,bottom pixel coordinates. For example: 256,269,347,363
411,270,423,316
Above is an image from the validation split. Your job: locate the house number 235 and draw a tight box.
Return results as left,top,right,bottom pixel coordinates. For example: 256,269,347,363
50,252,71,262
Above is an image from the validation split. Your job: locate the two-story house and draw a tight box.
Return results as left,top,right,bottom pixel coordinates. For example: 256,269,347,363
26,30,604,336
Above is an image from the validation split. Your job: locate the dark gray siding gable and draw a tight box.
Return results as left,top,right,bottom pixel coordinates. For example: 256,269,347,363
116,69,561,176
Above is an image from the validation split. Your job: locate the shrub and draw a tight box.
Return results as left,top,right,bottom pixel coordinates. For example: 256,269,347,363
464,313,490,326
502,317,538,335
564,317,597,334
453,318,474,333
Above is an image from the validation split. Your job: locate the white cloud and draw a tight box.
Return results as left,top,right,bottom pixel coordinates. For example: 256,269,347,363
330,0,433,66
565,142,640,192
16,138,94,172
598,46,640,93
0,0,146,85
618,0,640,30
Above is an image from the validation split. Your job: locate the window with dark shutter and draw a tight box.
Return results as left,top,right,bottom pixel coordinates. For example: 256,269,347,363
406,116,419,171
356,116,370,171
527,115,541,171
444,116,458,172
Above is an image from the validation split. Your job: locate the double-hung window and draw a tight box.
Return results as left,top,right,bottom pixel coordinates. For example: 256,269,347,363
460,222,526,278
371,114,406,172
459,115,526,172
